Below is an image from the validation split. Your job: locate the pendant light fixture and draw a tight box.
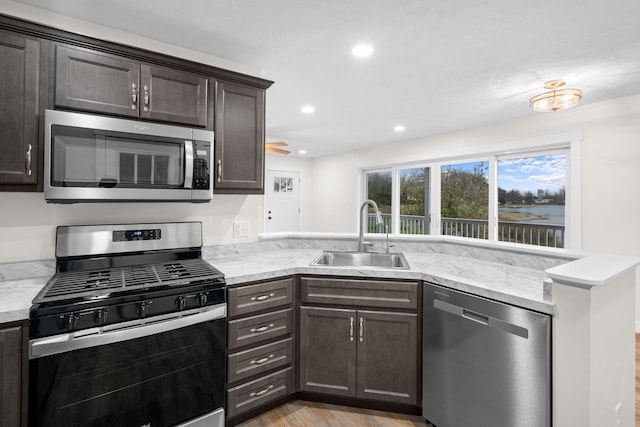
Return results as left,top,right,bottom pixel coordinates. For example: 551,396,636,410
529,79,582,112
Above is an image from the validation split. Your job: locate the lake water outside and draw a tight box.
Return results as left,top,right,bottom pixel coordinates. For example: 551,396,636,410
498,205,565,225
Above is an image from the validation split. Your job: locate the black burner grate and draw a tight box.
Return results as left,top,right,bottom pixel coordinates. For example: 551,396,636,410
36,259,222,303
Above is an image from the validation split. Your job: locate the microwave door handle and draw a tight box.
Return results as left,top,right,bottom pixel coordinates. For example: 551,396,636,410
184,141,193,189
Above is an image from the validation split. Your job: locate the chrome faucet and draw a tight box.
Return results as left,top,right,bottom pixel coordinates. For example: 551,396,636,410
358,199,383,252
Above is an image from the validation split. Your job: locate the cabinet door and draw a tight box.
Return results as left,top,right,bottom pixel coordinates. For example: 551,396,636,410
55,44,140,117
0,326,23,427
299,306,356,397
0,30,39,187
140,64,208,127
214,80,265,194
356,310,418,404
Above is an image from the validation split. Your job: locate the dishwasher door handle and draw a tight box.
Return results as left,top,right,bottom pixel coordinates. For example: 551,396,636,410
462,309,489,325
433,299,529,339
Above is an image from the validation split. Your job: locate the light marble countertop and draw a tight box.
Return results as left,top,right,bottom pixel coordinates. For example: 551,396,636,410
0,277,49,323
205,249,554,314
0,246,554,323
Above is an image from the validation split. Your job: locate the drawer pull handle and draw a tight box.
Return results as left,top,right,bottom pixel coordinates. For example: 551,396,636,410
250,324,274,333
250,384,274,397
250,354,274,365
251,293,275,302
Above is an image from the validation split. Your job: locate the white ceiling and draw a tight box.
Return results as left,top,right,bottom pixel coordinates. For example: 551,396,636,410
14,0,640,157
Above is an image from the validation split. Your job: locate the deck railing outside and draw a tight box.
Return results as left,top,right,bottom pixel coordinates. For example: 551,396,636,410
367,214,565,248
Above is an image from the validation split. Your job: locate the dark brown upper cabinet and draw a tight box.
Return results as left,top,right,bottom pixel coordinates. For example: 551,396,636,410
0,13,272,194
214,80,266,194
54,44,208,127
0,29,41,189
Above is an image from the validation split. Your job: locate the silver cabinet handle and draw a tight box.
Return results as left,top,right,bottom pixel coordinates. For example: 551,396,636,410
250,293,275,302
359,317,364,343
349,316,354,342
25,144,32,177
131,82,137,109
250,323,274,333
250,354,274,365
217,159,222,183
250,384,274,397
143,84,149,112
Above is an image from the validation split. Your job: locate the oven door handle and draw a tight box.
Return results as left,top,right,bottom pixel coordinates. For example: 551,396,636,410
29,303,226,359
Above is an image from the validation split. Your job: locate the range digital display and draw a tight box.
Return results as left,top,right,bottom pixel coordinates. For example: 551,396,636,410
113,229,161,242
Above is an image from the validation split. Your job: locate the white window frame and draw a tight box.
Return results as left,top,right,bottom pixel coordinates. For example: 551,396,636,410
359,131,582,249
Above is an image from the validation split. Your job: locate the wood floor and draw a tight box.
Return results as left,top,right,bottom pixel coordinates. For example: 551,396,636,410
235,400,431,427
239,334,640,427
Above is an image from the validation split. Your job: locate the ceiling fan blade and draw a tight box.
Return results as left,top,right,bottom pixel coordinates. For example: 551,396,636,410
266,142,288,147
265,146,290,155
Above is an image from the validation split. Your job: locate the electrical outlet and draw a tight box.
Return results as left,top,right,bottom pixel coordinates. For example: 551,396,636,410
233,221,249,238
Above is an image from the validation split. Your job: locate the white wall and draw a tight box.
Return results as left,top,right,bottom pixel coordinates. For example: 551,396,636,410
0,193,263,262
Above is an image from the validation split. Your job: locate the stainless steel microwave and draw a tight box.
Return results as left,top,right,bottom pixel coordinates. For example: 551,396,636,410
44,109,213,203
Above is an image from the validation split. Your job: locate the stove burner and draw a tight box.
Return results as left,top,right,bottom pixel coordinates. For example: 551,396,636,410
35,259,222,304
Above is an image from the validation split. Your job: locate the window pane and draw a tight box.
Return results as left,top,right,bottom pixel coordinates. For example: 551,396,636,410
400,167,429,234
440,161,489,239
365,171,391,233
497,154,566,247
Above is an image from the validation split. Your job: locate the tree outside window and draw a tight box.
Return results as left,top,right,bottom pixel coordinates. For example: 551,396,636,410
400,167,429,234
440,161,489,239
365,171,391,233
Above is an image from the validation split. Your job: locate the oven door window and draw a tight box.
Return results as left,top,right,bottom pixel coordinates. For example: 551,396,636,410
51,125,185,189
29,318,225,427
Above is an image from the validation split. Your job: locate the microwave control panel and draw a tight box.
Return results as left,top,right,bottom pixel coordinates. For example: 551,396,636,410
192,142,210,190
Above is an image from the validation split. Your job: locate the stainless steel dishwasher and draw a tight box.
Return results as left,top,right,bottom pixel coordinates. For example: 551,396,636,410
423,283,551,427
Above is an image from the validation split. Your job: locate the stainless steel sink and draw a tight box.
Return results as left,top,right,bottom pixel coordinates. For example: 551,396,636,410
310,251,410,269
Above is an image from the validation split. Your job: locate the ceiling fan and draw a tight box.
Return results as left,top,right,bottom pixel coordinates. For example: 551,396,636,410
265,141,290,155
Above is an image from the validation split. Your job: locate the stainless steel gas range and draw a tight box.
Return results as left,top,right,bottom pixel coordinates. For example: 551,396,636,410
28,222,226,427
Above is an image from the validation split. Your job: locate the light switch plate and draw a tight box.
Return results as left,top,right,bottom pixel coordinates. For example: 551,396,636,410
233,221,249,238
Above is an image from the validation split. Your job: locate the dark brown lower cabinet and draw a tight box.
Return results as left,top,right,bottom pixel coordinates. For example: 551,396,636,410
299,306,418,405
0,322,27,427
299,307,357,397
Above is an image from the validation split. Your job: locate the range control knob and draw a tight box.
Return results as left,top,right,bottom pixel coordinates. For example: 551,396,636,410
176,295,187,311
138,301,152,318
64,313,79,331
94,308,108,325
197,292,208,307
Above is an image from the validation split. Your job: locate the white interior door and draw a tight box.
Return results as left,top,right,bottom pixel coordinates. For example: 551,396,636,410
265,170,301,233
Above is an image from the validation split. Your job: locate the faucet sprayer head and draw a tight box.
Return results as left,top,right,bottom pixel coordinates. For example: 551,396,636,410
375,210,383,225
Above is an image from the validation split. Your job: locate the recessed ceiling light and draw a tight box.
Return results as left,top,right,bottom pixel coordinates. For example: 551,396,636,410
298,149,307,155
352,44,374,58
394,125,406,132
301,105,315,114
